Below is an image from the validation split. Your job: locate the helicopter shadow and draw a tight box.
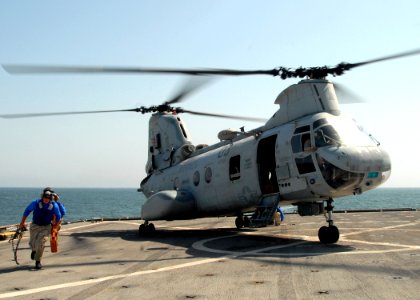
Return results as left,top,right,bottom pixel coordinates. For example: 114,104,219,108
124,226,355,259
64,224,355,261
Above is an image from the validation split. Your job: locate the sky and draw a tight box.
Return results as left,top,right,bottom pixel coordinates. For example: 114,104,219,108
0,1,420,188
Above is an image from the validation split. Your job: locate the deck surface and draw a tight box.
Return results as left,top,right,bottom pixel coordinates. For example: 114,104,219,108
0,211,419,299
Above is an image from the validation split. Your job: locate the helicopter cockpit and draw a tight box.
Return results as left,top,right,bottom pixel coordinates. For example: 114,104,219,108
313,117,378,148
291,115,390,193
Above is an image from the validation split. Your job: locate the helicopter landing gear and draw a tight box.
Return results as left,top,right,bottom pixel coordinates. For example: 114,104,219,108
318,198,340,244
235,215,250,229
139,220,156,236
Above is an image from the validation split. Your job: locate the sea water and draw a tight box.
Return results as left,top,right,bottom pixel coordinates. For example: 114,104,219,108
0,187,419,226
0,188,145,227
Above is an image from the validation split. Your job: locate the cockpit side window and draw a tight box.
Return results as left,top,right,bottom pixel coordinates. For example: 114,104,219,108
292,133,311,153
292,125,316,174
291,135,302,153
292,125,312,153
295,156,316,174
294,125,310,134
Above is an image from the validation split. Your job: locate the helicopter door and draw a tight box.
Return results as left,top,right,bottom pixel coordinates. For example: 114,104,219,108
257,135,280,195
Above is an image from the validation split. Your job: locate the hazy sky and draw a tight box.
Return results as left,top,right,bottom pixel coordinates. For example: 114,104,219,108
1,1,420,188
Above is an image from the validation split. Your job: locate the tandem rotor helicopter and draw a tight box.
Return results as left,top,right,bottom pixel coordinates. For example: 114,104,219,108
2,48,420,244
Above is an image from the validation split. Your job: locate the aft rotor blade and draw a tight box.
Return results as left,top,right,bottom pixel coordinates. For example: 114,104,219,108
0,108,140,119
165,77,214,105
2,64,279,76
180,109,266,122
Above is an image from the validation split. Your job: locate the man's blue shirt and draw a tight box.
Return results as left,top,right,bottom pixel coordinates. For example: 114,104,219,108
23,199,62,226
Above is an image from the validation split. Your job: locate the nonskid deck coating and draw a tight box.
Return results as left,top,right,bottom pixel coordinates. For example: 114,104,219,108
0,211,419,299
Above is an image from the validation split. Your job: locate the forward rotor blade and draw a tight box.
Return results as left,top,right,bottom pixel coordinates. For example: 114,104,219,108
3,47,420,80
0,108,139,119
334,83,365,103
2,64,278,76
180,109,266,122
348,48,420,69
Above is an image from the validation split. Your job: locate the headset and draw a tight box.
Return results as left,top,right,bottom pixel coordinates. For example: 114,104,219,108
41,187,59,200
39,187,59,210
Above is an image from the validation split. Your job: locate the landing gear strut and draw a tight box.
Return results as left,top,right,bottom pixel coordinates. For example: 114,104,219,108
139,220,156,236
318,198,340,244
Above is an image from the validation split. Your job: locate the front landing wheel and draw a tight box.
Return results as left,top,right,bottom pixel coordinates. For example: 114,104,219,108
318,225,339,244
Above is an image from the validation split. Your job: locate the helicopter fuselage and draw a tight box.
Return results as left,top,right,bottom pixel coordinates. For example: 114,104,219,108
140,110,391,221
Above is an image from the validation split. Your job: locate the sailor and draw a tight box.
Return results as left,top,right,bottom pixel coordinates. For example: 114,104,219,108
18,188,62,270
48,188,66,231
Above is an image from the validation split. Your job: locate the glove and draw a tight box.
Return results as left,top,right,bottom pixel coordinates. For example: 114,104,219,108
19,223,27,231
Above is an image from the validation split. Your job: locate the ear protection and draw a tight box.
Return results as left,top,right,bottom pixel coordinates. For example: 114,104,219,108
42,190,53,199
41,187,55,199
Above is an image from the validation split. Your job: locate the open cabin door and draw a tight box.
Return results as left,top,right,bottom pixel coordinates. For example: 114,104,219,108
257,135,279,195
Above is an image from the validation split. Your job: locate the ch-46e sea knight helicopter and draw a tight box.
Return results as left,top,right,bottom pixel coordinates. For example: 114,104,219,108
2,48,420,244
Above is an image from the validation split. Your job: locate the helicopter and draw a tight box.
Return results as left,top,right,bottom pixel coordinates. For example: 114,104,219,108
2,48,420,244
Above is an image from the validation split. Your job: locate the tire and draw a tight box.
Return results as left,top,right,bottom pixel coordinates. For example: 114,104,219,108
148,223,156,234
139,224,146,236
328,225,340,244
318,225,340,244
235,217,244,229
318,226,329,243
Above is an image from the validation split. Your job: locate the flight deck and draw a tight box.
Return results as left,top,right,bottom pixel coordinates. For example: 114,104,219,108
0,210,419,299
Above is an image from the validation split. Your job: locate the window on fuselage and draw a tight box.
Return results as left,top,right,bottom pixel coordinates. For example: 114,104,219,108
229,155,241,181
295,156,316,174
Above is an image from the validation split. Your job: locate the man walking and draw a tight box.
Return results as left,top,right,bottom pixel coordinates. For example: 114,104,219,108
19,188,62,270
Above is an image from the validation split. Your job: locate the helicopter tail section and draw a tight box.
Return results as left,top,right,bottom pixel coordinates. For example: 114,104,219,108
146,113,194,173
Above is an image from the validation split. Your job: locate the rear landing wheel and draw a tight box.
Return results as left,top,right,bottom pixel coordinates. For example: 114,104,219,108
235,216,244,229
139,222,156,236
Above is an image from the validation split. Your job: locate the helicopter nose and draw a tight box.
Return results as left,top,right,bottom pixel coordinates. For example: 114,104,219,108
318,145,391,174
316,145,392,191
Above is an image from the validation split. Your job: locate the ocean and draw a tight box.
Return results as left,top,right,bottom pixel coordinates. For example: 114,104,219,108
1,187,419,227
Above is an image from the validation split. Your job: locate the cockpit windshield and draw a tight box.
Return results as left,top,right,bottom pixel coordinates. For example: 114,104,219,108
314,117,377,147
